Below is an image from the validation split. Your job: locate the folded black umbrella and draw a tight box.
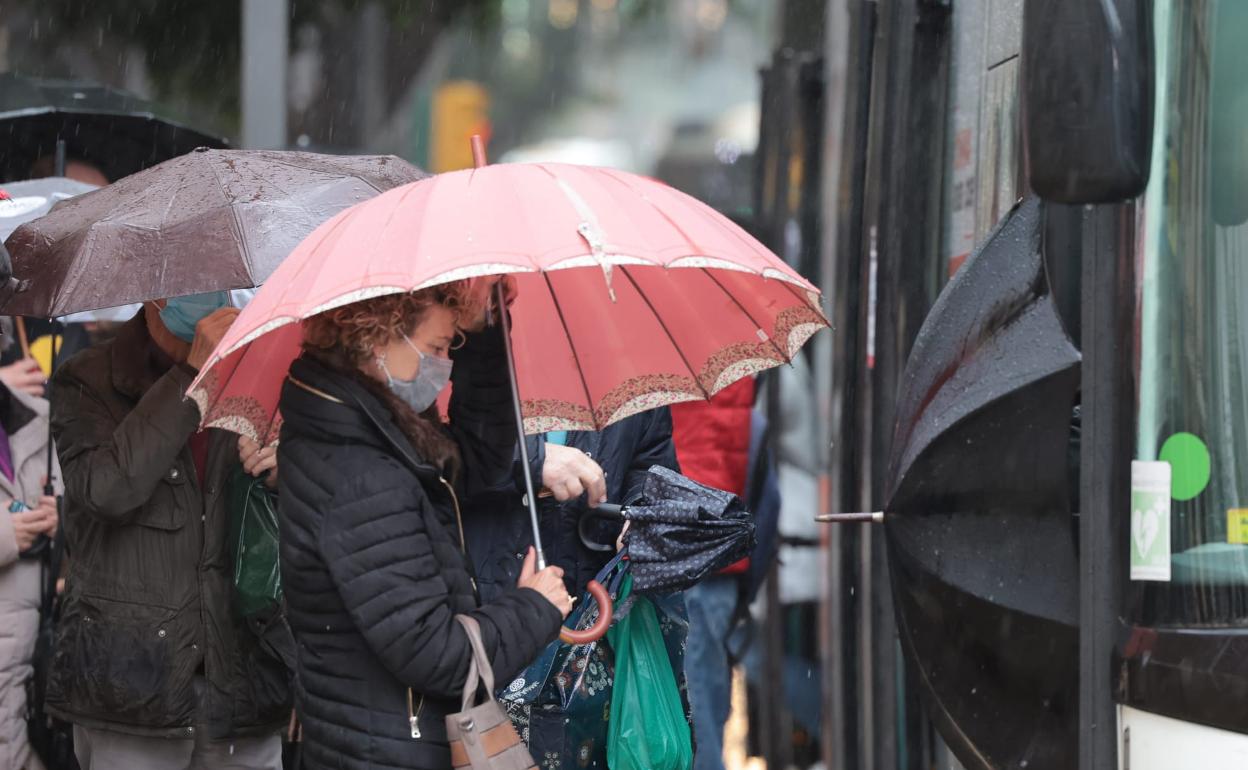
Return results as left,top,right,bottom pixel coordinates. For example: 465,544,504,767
581,466,755,594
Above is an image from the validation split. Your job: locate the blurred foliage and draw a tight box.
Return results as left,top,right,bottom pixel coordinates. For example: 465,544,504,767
22,0,498,132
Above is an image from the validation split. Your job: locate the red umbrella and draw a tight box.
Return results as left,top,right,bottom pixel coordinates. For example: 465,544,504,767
188,141,826,575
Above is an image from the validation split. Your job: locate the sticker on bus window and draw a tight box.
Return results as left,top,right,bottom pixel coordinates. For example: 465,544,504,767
1228,510,1248,545
1130,461,1172,582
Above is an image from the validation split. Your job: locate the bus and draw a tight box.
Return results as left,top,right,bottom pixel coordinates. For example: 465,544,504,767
812,1,1248,768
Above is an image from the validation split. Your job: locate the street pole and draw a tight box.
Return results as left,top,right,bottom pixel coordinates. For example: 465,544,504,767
241,0,289,149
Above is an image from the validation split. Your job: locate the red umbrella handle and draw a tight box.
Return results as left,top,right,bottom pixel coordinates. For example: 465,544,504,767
559,580,612,645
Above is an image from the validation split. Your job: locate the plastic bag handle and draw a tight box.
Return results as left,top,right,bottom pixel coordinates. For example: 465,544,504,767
559,580,612,645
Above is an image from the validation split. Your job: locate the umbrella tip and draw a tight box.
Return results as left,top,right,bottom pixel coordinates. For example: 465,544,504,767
470,135,487,169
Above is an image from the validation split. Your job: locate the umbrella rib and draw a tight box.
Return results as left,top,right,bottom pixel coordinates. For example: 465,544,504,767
543,272,599,429
261,155,395,195
596,168,705,253
202,156,253,285
618,266,709,400
700,268,792,365
775,277,830,322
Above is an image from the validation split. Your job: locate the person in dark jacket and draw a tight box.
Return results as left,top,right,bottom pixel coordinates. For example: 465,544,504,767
277,279,571,770
463,412,678,604
461,412,679,767
49,299,293,769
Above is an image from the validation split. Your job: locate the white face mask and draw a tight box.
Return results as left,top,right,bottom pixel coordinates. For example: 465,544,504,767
378,334,453,413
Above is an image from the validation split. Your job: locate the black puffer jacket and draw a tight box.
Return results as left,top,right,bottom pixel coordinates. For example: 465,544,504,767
463,409,678,603
277,329,562,770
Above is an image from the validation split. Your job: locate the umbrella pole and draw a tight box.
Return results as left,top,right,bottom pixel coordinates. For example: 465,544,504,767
469,136,547,568
495,281,548,569
14,317,30,359
815,511,885,524
44,320,59,496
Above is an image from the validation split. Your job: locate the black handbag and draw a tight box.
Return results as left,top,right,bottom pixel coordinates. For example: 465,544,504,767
27,520,79,770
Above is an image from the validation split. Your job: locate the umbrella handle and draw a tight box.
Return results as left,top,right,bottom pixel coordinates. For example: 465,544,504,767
559,580,612,645
578,504,626,553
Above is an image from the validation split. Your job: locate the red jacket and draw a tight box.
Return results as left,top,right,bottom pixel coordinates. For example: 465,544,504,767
670,377,755,573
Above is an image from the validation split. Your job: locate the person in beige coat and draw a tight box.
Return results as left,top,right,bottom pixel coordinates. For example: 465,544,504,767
0,378,61,770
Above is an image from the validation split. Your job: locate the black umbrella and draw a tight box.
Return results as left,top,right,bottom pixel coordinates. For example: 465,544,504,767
582,466,756,594
0,73,228,183
820,197,1082,769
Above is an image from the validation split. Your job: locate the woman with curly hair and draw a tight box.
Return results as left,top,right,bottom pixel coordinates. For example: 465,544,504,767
276,279,573,770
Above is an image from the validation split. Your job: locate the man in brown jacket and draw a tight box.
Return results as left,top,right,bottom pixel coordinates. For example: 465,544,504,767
48,299,292,769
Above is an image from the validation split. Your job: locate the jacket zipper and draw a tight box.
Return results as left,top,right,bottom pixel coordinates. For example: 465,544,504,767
438,476,476,594
404,477,475,741
406,687,423,739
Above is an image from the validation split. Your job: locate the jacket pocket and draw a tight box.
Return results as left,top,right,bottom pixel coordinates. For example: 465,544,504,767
48,594,194,727
132,466,192,532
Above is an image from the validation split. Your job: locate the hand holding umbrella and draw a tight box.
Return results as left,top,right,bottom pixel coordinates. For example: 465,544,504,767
517,547,574,619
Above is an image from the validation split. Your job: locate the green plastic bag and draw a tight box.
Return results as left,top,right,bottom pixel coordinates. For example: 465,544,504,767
606,576,693,770
225,464,282,618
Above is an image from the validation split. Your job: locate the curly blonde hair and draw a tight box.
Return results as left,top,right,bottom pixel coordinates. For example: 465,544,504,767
302,282,478,367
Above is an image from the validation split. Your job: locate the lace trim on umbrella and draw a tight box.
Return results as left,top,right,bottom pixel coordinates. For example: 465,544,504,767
190,369,282,445
519,400,597,433
593,373,703,428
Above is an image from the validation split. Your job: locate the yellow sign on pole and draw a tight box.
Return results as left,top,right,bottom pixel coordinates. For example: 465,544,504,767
431,81,491,173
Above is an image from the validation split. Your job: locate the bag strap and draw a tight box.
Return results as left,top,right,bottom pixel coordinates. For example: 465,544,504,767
454,615,494,711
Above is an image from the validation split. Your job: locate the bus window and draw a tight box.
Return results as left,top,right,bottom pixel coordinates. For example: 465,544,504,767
1135,0,1248,624
942,0,1025,281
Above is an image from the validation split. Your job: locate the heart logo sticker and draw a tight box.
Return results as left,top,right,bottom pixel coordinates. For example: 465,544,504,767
1132,505,1161,557
1131,460,1172,582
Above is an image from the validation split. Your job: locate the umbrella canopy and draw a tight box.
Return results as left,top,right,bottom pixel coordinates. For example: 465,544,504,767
0,177,97,241
3,149,427,317
880,197,1082,770
0,73,228,183
584,466,755,594
188,161,827,444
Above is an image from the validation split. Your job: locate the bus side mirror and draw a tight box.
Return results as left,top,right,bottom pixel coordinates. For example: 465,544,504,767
1021,0,1154,203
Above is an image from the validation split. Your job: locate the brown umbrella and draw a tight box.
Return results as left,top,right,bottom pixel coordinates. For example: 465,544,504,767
2,148,427,317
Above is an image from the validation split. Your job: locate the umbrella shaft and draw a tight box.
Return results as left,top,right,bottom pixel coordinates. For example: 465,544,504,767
815,511,885,524
496,282,547,569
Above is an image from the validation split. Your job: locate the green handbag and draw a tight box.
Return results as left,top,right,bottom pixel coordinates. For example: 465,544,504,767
225,464,283,618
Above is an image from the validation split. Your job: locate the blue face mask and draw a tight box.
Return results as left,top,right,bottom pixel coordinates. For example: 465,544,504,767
379,335,454,413
159,291,231,342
